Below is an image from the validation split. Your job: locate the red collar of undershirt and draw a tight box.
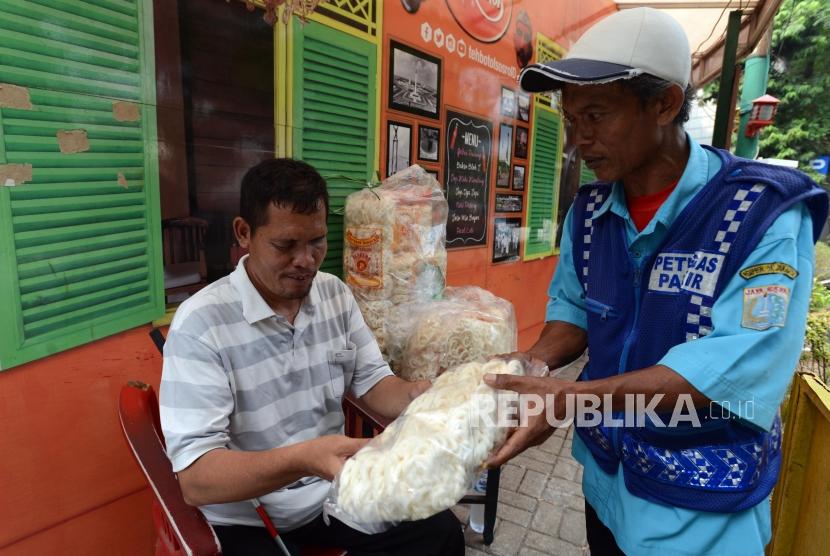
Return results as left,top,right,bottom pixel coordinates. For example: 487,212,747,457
625,180,679,232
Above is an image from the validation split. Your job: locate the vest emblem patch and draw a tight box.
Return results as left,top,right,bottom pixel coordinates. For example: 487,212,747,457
648,251,725,297
742,285,790,331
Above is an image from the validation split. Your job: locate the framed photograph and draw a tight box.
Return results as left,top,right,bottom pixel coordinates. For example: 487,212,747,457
496,123,513,188
514,126,529,159
512,164,526,191
425,169,440,183
389,41,441,119
501,86,516,118
387,121,412,177
495,193,522,213
418,125,440,162
517,91,530,122
493,217,522,263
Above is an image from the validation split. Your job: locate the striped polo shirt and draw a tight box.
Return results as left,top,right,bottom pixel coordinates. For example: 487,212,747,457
160,255,393,530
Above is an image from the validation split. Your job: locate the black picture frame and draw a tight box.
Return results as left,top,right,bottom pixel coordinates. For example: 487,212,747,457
387,121,412,177
512,164,526,191
517,91,530,122
418,125,440,162
493,217,522,263
501,86,516,118
514,126,529,159
495,193,523,213
496,123,513,188
389,41,442,120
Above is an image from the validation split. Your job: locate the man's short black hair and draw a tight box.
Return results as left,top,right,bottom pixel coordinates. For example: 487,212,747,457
618,74,695,126
239,158,329,233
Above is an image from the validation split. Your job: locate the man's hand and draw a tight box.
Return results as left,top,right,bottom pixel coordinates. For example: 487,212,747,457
483,373,571,468
178,435,369,506
304,435,370,481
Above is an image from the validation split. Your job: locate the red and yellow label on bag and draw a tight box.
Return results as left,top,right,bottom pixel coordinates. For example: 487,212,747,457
345,227,384,289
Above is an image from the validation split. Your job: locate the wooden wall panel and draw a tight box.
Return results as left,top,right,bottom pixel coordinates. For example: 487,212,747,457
179,0,275,219
154,0,189,220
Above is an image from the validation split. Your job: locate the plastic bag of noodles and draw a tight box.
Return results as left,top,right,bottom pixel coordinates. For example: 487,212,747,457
386,286,518,381
323,357,547,533
344,165,448,354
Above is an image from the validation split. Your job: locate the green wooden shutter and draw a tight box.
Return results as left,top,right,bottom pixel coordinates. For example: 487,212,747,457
291,20,377,277
580,161,597,185
524,104,563,260
0,0,163,370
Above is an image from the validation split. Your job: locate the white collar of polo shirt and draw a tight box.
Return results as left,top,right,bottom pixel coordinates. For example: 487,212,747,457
230,254,321,325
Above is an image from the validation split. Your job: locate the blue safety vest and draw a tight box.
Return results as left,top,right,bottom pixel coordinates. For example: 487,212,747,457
570,146,828,512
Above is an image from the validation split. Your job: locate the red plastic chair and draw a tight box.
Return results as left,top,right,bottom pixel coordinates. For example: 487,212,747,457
118,381,222,556
118,381,345,556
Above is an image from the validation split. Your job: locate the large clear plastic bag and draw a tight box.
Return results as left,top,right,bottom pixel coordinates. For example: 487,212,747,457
387,286,518,381
344,166,448,355
324,357,548,533
356,299,394,356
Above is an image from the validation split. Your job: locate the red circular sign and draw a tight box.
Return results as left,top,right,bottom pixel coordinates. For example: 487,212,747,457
445,0,513,43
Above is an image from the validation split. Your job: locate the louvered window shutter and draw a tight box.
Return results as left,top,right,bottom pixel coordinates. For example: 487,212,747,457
0,0,163,370
524,105,563,260
291,20,377,277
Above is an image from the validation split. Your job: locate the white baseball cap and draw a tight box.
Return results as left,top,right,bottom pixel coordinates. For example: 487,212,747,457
519,7,691,92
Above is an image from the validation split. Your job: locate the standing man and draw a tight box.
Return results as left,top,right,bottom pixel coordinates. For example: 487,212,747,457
486,8,828,556
160,159,464,555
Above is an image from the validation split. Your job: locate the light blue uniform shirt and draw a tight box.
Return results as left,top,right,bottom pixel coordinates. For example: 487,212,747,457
547,137,815,556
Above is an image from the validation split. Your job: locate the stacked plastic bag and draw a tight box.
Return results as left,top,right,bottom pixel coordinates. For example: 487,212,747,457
344,166,448,355
387,286,518,381
336,167,530,532
325,357,548,531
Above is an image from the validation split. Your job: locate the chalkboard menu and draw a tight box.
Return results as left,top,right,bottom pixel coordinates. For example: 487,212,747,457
445,110,492,247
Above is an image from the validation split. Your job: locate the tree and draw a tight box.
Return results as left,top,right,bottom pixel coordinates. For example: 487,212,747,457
760,0,830,181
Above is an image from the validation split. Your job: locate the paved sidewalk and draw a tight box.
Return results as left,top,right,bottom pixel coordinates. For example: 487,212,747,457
456,356,589,556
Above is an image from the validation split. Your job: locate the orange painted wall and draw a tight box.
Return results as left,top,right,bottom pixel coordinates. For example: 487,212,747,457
380,0,616,350
0,326,162,556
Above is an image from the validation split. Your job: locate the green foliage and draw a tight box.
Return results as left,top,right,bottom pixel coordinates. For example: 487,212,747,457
801,280,830,383
759,0,830,182
703,1,830,182
802,313,830,383
809,276,830,311
701,80,718,105
814,241,830,282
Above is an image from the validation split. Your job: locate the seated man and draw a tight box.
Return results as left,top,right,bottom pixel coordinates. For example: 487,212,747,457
160,158,465,556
